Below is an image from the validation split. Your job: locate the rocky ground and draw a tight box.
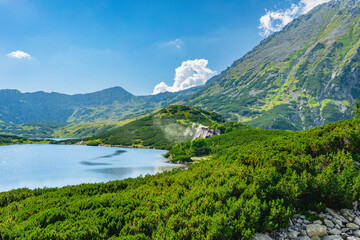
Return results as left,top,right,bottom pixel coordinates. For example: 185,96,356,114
254,201,360,240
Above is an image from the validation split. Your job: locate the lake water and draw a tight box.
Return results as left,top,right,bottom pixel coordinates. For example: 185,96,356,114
0,144,179,192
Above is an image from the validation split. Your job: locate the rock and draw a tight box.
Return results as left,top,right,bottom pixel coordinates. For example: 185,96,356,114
325,219,335,228
301,230,307,236
322,235,343,240
341,233,350,238
299,237,310,240
253,233,273,240
355,218,360,226
288,229,300,239
332,218,343,227
343,228,351,233
314,220,322,225
354,230,360,237
341,209,355,222
347,237,360,240
326,208,349,223
306,224,327,237
347,223,360,230
329,228,342,235
310,236,321,240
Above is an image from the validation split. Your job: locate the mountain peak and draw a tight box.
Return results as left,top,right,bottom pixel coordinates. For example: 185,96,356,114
184,0,360,130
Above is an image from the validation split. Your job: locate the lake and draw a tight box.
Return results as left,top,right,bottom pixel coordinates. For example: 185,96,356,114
0,144,180,192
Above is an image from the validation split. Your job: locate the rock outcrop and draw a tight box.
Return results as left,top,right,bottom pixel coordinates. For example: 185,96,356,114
192,125,220,141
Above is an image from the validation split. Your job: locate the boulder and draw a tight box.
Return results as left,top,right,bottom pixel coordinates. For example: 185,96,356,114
306,224,327,237
253,233,273,240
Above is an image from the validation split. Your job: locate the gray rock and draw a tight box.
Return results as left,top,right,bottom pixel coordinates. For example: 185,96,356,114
326,208,349,223
325,219,335,228
306,224,327,237
332,218,343,227
299,237,310,240
341,233,350,238
329,228,342,235
342,228,350,233
354,230,360,237
288,229,300,239
347,223,360,230
355,217,360,226
322,235,343,240
310,237,321,240
253,233,273,240
314,220,322,225
341,209,355,222
347,237,360,240
301,230,307,236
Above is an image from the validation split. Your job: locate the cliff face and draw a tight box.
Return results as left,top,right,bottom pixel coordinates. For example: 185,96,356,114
184,0,360,130
192,125,221,141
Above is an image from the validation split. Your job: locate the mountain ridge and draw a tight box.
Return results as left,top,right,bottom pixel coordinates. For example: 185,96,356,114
183,0,360,130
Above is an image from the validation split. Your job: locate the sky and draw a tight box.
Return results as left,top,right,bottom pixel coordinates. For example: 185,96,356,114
0,0,331,95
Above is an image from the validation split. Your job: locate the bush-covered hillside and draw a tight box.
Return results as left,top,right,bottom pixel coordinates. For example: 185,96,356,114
74,105,244,149
1,119,360,239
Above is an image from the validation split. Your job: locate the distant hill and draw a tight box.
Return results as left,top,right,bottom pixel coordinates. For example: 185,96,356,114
69,105,244,149
184,0,360,130
0,86,200,124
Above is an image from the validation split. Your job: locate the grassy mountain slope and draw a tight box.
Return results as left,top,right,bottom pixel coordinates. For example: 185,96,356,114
184,0,360,130
76,105,228,149
1,119,360,239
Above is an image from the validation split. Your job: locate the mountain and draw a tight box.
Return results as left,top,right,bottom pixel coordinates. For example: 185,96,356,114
0,86,200,124
68,105,230,149
184,0,360,130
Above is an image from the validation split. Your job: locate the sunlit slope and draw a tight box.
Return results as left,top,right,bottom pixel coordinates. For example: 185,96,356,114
184,0,360,130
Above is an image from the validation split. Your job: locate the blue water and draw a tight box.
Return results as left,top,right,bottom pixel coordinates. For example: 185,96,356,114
0,144,179,192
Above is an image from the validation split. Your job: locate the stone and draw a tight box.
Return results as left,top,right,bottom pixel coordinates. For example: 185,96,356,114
354,230,360,237
288,229,300,239
347,237,360,240
325,219,335,228
342,228,350,233
355,217,360,226
329,228,342,235
341,209,355,221
253,233,273,240
341,233,350,238
326,208,349,223
314,220,322,225
310,237,321,240
347,223,360,230
322,235,343,240
332,218,343,227
301,230,307,236
299,237,310,240
306,224,327,237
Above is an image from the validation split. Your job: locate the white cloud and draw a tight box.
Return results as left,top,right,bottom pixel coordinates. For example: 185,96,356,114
7,50,32,59
160,39,183,49
153,59,217,95
259,0,331,37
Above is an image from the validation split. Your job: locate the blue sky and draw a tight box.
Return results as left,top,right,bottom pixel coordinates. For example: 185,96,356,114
0,0,329,95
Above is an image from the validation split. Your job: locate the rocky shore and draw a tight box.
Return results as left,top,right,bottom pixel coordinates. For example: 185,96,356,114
254,201,360,240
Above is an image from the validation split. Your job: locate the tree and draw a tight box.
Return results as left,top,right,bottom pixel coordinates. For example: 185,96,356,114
353,99,360,119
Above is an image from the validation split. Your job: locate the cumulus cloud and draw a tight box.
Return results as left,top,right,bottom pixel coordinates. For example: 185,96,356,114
153,59,217,95
7,50,31,59
259,0,331,37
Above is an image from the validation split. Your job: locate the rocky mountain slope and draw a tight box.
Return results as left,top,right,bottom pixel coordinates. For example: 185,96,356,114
184,0,360,130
